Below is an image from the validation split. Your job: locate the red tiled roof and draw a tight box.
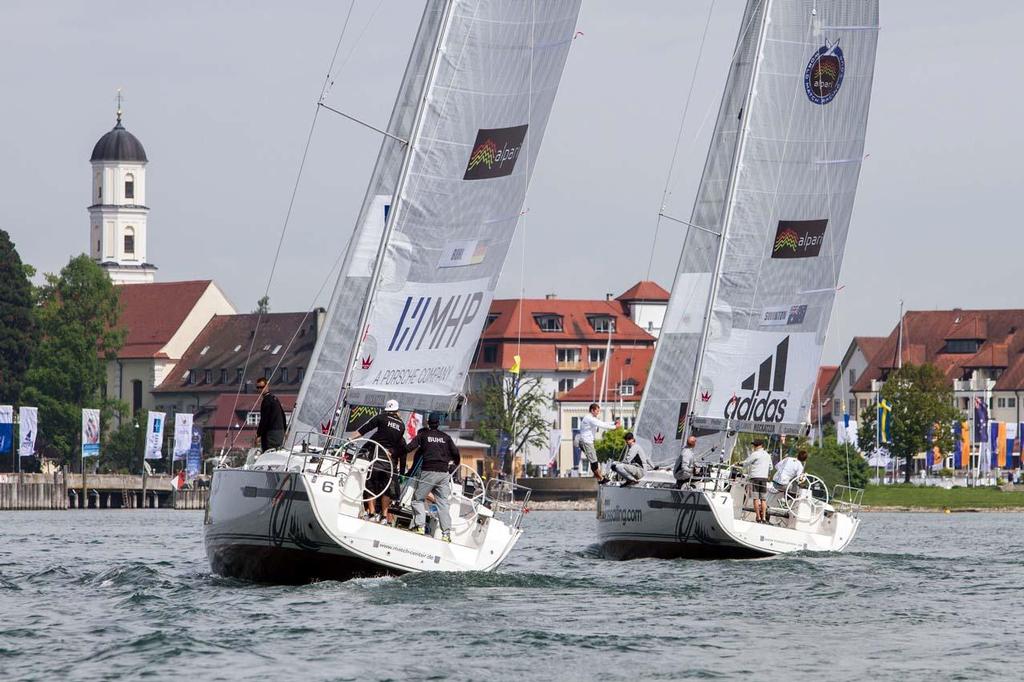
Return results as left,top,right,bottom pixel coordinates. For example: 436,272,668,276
616,280,670,302
810,366,838,421
854,336,887,364
559,347,655,403
850,309,1024,393
481,298,654,343
153,311,319,393
117,280,212,358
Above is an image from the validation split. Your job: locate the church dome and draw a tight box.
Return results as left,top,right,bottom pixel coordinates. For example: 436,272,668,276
90,116,147,163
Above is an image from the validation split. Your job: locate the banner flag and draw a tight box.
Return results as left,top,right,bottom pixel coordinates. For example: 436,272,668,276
953,420,970,469
145,411,166,460
877,399,892,444
974,397,989,442
1009,422,1019,467
19,406,38,457
509,355,521,375
989,421,1009,468
548,428,561,471
0,405,13,454
186,425,202,478
81,408,100,458
173,414,193,461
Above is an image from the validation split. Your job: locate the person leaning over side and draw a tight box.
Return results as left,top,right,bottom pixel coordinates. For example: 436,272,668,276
610,432,655,485
349,399,407,524
673,435,698,488
575,403,620,484
771,449,808,499
740,439,773,523
254,377,287,451
405,413,460,542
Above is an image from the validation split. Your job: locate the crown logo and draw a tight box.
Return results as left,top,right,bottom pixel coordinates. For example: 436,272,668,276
700,391,711,402
653,433,665,445
361,356,373,370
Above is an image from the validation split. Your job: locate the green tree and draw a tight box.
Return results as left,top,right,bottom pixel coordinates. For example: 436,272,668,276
595,427,627,462
0,229,35,409
254,295,270,315
857,363,959,483
102,409,145,473
804,435,870,490
21,255,126,466
474,373,550,470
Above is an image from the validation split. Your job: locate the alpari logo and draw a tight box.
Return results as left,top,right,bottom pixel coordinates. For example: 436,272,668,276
700,391,711,402
771,220,827,259
388,291,484,352
804,40,845,105
463,125,528,180
361,356,373,370
724,337,790,424
653,433,665,445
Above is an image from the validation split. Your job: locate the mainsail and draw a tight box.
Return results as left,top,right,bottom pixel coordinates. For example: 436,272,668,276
637,0,879,461
293,0,582,438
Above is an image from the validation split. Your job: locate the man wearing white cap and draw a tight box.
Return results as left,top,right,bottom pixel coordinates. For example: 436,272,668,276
350,399,407,523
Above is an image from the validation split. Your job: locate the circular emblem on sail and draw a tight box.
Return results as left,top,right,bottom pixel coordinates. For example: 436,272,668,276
804,42,845,105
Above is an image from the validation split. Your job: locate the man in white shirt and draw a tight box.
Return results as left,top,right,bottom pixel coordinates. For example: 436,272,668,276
574,402,619,484
740,439,772,523
772,450,808,496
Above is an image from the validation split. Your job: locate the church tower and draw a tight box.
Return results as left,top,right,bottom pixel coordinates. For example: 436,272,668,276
89,98,156,284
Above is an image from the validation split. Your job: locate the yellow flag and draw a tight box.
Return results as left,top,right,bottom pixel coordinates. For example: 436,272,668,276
509,355,521,375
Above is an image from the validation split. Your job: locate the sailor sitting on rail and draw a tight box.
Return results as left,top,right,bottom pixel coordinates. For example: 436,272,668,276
769,450,808,507
609,432,654,485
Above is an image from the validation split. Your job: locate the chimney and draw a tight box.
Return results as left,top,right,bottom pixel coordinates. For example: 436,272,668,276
606,293,614,301
545,293,557,300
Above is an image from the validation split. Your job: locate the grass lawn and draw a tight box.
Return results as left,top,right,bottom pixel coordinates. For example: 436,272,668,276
862,485,1024,509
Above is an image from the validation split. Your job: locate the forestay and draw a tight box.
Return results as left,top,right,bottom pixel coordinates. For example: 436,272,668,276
293,0,581,438
637,0,879,461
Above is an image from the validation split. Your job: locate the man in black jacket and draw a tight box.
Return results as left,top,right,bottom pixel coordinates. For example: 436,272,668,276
349,399,407,524
405,413,460,542
255,377,286,451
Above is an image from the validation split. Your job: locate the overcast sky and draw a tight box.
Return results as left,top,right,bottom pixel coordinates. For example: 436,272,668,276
2,1,1022,363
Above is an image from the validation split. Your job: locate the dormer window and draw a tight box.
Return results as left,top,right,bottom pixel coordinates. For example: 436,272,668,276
534,314,563,332
589,348,607,364
945,339,980,354
588,315,615,333
618,383,636,397
484,314,499,330
125,173,135,200
204,369,212,383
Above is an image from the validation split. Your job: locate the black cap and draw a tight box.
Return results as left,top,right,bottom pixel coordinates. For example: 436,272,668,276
427,412,441,427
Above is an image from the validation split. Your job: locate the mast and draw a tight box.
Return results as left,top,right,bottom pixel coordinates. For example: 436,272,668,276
330,0,457,436
685,0,773,438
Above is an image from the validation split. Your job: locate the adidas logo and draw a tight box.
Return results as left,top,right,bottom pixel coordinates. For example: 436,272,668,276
724,337,790,424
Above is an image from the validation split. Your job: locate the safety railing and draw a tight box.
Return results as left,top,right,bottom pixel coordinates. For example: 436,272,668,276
831,485,864,518
484,478,532,530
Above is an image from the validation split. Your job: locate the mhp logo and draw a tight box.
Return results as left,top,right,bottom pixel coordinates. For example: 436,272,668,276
387,291,484,352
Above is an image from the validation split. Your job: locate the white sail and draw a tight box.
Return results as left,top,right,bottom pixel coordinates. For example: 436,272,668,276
293,0,581,438
637,0,879,461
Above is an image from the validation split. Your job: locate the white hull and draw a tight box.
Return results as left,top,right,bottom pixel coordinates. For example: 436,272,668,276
205,453,524,583
597,474,860,560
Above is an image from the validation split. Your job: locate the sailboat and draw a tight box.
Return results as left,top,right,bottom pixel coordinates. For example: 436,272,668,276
205,0,581,582
598,0,879,559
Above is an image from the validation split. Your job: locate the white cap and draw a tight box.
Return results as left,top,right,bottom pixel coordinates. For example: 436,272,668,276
385,399,399,412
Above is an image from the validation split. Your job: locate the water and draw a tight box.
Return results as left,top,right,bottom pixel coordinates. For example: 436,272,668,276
1,511,1022,681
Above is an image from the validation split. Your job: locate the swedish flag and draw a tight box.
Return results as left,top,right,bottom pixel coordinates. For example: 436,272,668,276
878,399,892,444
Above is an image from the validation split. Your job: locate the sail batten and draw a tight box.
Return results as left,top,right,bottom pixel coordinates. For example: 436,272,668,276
637,0,879,461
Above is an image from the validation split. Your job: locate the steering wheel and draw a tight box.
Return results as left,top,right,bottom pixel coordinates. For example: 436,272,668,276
784,473,829,523
451,463,486,511
337,437,393,502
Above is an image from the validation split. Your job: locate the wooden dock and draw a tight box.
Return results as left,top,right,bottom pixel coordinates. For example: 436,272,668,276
0,472,208,510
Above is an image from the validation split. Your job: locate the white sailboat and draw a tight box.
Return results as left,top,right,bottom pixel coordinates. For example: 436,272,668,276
598,0,879,559
205,0,581,582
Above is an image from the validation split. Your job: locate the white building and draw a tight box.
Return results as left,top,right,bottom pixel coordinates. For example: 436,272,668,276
89,106,156,284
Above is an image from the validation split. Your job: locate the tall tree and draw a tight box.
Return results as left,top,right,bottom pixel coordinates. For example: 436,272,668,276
21,255,125,466
474,373,551,472
858,363,959,483
0,229,34,407
254,295,270,315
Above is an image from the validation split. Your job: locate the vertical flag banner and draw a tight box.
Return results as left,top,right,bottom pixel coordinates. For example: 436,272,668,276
1008,422,1019,468
990,421,1009,468
405,412,423,441
548,428,561,472
81,408,100,458
186,425,202,478
145,411,166,460
959,420,971,469
877,399,892,445
974,397,989,442
173,413,193,461
19,406,38,457
0,405,13,454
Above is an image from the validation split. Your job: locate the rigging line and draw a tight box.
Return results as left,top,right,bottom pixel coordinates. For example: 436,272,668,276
517,1,536,364
322,0,385,102
645,0,717,281
658,212,720,236
317,103,409,145
219,4,358,458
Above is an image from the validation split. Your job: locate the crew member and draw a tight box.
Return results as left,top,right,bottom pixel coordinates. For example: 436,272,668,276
254,377,286,451
673,436,698,488
609,432,654,485
740,439,772,523
350,399,407,524
772,450,808,497
405,413,460,542
575,403,620,484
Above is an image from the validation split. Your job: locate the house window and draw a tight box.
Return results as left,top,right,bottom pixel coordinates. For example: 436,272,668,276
125,173,135,200
482,344,498,363
833,398,842,415
297,367,305,381
998,397,1007,408
203,369,212,384
961,397,970,410
264,367,272,381
281,368,289,383
1010,398,1017,408
558,378,575,392
220,369,228,384
236,368,244,384
131,380,143,415
484,314,498,330
619,383,635,397
123,227,135,256
946,339,980,354
571,416,582,430
187,369,196,385
246,412,260,426
848,369,856,386
858,398,867,411
589,348,607,364
534,315,563,332
588,316,615,333
556,348,580,366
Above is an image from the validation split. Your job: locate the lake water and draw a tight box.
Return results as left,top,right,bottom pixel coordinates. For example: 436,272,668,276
1,510,1022,681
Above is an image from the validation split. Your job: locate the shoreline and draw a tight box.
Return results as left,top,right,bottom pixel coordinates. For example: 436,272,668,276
526,499,1024,513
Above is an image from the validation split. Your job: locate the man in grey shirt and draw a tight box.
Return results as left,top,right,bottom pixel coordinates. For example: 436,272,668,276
673,436,697,488
610,432,654,485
